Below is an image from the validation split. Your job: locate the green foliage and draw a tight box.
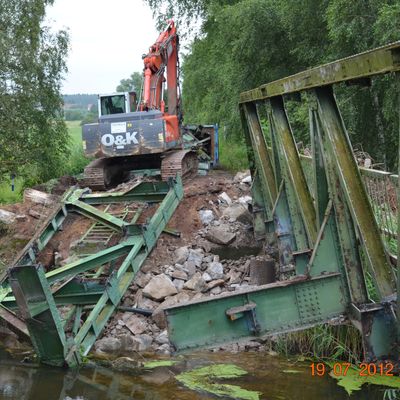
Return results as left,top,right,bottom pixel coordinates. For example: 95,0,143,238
0,0,69,183
143,360,178,369
327,362,400,395
64,109,85,121
116,71,143,94
0,177,24,204
146,0,400,171
218,136,248,171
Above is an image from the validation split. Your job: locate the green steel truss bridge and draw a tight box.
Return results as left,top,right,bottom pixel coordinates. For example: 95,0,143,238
1,42,400,367
165,42,400,365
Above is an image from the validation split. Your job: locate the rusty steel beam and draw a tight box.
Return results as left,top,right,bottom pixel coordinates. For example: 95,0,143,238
240,41,400,103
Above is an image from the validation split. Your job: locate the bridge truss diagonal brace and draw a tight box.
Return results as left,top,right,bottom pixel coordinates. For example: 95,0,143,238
314,86,395,299
2,176,184,367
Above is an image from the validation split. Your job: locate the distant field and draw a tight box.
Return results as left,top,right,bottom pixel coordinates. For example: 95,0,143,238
66,120,82,145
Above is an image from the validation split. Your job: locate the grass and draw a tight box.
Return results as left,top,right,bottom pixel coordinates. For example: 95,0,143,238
218,136,248,171
271,324,363,365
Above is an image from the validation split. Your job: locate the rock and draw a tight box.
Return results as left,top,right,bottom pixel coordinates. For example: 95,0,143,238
218,192,232,205
202,272,212,282
184,272,207,292
118,334,137,351
23,188,57,206
227,270,242,284
124,314,148,335
199,209,214,225
95,337,121,352
222,203,252,224
132,334,153,352
135,272,152,288
187,249,204,267
0,209,16,224
157,343,171,355
182,260,196,277
143,274,178,301
15,214,26,221
112,357,140,371
234,170,250,182
210,286,222,295
205,226,236,245
207,262,224,280
238,195,252,205
207,279,225,290
174,246,189,264
28,209,42,219
241,175,252,184
173,278,185,291
155,330,169,345
170,269,188,280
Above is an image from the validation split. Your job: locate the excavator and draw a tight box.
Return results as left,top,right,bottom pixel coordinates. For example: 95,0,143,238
81,20,218,190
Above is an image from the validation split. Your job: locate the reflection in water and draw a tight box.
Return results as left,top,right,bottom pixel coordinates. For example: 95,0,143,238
0,351,389,400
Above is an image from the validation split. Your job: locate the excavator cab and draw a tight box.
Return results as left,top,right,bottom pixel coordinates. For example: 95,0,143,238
98,92,137,117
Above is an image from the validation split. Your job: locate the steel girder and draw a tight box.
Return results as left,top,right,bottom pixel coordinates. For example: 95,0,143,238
166,43,400,363
1,177,183,367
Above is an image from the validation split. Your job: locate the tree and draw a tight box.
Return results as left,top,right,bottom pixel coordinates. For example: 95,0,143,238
0,0,69,183
116,71,143,93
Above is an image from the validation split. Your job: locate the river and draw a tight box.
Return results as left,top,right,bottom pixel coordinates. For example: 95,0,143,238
0,348,392,399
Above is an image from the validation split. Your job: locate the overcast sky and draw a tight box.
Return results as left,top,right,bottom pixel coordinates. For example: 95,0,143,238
46,0,159,94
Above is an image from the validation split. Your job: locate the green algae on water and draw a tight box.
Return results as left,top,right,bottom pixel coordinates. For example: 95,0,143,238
327,363,400,395
143,360,178,369
176,363,261,400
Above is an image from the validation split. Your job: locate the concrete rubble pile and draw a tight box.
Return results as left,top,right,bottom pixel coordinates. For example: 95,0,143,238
96,171,277,357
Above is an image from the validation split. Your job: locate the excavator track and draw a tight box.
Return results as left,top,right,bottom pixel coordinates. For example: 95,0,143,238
161,150,198,181
81,163,107,191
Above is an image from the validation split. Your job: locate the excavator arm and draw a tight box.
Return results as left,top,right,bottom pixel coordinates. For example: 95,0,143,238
141,20,179,116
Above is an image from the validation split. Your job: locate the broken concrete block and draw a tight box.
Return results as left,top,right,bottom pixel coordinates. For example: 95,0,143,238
143,274,178,301
95,337,121,352
199,209,214,225
183,260,197,277
174,246,189,264
222,203,252,224
238,195,252,205
218,192,232,205
187,248,204,267
205,226,236,245
23,188,57,206
0,209,16,224
124,314,148,335
207,262,224,280
173,278,185,292
183,272,207,292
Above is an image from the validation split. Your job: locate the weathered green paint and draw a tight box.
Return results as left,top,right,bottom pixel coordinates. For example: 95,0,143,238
4,176,183,367
315,86,395,298
167,43,400,364
240,103,277,219
8,264,73,367
270,96,317,245
240,41,400,103
167,274,348,351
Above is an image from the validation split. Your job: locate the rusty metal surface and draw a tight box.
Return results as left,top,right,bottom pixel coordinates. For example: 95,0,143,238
240,41,400,103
